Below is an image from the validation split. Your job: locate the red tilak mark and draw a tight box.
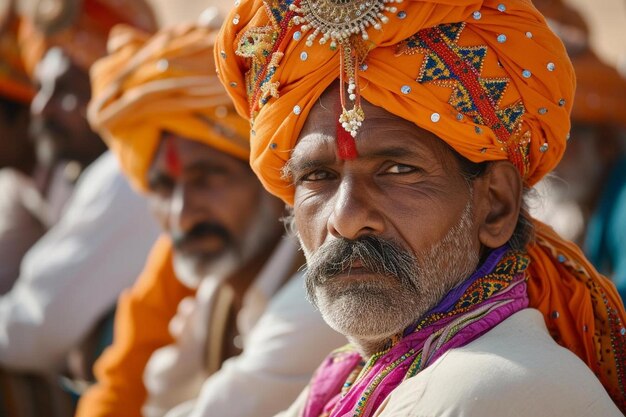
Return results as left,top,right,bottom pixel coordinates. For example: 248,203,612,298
165,140,182,178
335,91,358,160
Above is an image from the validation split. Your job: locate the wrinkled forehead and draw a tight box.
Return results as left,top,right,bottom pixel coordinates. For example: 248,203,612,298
294,81,454,165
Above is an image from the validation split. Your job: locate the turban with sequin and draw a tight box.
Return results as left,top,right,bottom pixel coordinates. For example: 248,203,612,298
216,0,626,412
0,4,34,103
18,0,157,77
88,17,250,192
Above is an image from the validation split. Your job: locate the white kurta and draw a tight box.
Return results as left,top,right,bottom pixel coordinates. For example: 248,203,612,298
143,237,348,417
278,308,622,417
0,152,160,372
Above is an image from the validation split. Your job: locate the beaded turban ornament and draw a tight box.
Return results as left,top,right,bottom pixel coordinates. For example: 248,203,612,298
216,0,626,411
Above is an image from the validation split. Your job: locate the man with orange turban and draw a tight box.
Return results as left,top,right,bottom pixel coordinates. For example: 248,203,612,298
216,0,626,415
77,13,345,417
0,0,159,378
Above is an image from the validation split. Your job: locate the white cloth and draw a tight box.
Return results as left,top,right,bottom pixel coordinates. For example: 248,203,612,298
0,161,78,293
0,170,46,294
277,308,622,417
143,237,347,417
0,151,160,372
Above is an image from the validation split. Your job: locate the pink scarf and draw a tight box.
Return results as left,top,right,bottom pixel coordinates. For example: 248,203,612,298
303,247,529,417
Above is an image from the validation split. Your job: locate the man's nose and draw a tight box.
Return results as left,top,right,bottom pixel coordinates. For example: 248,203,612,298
167,183,204,234
326,178,384,240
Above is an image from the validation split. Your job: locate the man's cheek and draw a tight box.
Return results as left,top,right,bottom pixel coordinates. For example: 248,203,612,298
147,196,171,231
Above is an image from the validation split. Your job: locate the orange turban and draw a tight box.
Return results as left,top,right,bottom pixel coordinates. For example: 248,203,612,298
569,51,626,127
18,0,157,77
88,16,250,192
216,0,626,412
0,4,34,103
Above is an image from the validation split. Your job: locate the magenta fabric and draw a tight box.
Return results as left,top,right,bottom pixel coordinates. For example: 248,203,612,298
303,247,530,417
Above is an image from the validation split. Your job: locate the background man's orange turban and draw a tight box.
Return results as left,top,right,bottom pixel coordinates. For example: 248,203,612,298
18,0,157,76
534,0,626,127
88,15,250,191
216,0,626,411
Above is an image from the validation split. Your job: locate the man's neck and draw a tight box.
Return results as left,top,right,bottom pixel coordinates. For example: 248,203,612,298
348,333,401,359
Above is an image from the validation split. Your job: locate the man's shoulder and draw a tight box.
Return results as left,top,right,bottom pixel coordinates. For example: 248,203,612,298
375,309,622,417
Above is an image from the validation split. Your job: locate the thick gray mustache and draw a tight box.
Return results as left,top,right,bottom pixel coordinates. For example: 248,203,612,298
304,235,420,293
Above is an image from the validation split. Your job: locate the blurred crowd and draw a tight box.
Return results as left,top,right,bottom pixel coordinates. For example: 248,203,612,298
0,0,624,416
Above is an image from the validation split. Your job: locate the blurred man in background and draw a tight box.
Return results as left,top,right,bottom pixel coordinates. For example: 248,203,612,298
77,14,345,417
0,1,159,414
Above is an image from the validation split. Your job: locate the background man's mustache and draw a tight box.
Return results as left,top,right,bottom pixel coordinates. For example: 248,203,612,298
172,222,232,250
305,235,419,286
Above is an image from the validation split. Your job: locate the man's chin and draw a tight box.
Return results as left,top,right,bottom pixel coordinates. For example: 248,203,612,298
319,304,407,342
172,251,240,288
314,289,420,340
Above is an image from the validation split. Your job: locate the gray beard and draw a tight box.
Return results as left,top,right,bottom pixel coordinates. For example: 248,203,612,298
173,191,280,288
302,200,480,343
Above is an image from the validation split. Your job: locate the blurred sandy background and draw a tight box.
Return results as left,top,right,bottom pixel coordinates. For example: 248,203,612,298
148,0,626,75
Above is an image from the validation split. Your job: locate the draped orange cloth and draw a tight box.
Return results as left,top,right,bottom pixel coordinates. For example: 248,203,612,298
88,21,250,192
17,0,157,77
75,236,195,417
216,0,626,412
0,5,34,103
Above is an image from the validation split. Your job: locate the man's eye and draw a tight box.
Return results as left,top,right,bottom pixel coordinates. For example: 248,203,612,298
300,170,333,182
149,177,175,194
385,164,417,174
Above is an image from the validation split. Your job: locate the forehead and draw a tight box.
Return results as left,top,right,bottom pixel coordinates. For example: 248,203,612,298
151,132,247,170
292,84,452,165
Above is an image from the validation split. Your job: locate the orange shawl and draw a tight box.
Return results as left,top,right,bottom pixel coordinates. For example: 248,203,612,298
216,0,626,411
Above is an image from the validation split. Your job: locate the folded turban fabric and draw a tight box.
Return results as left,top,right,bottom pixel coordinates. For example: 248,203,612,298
216,0,626,412
0,4,34,103
88,17,250,192
18,0,157,77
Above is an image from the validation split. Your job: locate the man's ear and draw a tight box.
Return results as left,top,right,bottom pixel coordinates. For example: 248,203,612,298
473,161,523,249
